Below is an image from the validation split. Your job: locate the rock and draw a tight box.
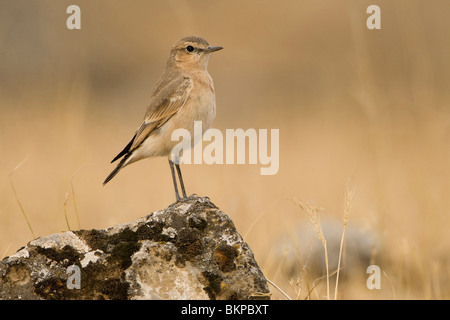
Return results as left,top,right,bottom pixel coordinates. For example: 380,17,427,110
0,197,270,300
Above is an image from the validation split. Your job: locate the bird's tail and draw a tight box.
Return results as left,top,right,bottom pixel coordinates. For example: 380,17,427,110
103,154,131,185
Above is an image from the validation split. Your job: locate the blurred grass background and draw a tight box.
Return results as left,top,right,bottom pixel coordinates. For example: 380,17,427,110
1,0,450,299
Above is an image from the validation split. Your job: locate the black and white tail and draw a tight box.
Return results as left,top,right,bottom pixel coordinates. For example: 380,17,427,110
103,135,136,185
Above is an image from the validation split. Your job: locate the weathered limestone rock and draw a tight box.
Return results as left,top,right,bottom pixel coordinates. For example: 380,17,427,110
0,197,270,300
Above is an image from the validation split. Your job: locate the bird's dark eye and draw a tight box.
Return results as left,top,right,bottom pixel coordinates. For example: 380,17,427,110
186,45,194,52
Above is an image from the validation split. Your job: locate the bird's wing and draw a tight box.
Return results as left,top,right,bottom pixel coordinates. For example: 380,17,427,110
110,75,192,163
130,75,192,151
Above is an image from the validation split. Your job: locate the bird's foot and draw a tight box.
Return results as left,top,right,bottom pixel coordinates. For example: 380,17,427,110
178,194,199,202
172,194,210,205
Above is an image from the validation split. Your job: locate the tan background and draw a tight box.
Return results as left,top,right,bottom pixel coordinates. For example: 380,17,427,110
1,0,449,299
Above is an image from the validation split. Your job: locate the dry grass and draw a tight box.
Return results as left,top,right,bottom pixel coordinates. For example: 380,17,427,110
8,156,35,239
293,198,330,299
289,181,355,300
335,180,356,299
1,0,450,299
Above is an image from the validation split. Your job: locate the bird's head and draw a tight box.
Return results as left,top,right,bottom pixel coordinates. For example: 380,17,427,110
168,36,223,71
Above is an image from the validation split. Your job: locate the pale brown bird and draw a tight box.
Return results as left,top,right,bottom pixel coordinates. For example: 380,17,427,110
103,36,222,201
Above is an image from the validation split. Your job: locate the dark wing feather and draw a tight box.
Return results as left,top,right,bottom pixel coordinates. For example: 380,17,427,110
110,134,136,163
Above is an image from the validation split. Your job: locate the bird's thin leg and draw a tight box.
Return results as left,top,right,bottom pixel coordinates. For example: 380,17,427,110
175,164,187,199
168,159,181,201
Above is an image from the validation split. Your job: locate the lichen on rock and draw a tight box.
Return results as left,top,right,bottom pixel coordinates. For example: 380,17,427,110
0,197,271,300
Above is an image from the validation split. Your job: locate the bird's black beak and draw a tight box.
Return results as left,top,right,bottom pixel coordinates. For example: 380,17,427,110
206,46,223,53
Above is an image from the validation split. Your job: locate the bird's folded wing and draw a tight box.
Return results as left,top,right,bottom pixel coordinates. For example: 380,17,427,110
130,76,192,151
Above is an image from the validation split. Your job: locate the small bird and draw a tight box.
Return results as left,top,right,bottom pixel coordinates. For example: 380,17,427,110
103,36,222,202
